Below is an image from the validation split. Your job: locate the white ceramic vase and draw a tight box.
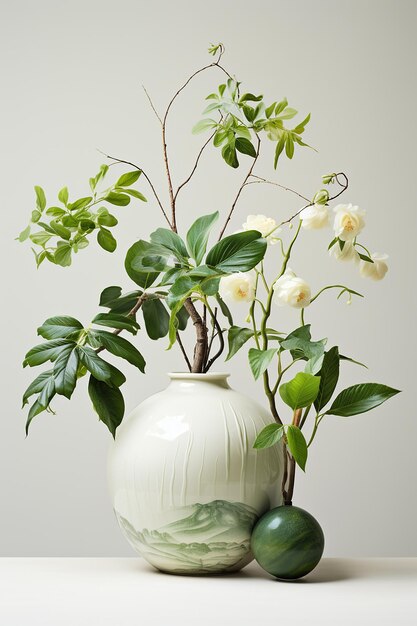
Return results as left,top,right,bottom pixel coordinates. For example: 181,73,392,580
108,373,284,574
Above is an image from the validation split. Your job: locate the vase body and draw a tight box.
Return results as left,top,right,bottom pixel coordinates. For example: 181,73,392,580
108,373,284,574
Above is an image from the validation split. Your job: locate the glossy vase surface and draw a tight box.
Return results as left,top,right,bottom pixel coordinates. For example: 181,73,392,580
108,373,284,574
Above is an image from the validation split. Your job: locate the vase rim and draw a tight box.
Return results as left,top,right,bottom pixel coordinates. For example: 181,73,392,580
167,372,230,381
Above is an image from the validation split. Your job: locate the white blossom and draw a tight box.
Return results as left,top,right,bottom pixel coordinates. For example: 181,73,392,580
242,214,280,244
273,269,311,308
333,204,365,241
329,240,360,263
219,272,256,303
300,204,329,229
359,253,388,281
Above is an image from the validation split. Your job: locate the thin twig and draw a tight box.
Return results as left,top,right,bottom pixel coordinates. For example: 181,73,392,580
174,130,216,202
218,133,262,240
244,175,311,203
142,85,163,125
97,150,171,226
95,293,148,355
204,314,225,372
176,332,192,371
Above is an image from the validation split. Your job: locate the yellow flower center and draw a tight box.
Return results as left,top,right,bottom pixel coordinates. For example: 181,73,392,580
237,288,247,298
297,292,305,302
343,216,355,232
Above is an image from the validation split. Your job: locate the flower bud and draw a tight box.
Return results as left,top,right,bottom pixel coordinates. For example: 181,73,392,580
313,189,330,205
322,173,335,185
273,269,311,309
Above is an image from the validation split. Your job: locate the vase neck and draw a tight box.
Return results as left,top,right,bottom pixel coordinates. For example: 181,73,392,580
167,372,231,390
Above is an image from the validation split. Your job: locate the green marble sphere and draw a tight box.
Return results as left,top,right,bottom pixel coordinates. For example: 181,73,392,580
251,505,325,580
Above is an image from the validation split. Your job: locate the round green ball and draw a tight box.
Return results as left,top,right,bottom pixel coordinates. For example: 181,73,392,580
251,505,325,580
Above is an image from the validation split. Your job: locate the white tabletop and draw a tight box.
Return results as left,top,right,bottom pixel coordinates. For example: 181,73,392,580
0,557,416,626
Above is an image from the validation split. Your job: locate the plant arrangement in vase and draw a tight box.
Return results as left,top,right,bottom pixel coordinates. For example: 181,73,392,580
19,43,399,578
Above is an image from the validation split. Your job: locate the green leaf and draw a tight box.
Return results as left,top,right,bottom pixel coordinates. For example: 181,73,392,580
176,306,189,331
30,231,52,246
192,118,217,134
50,220,71,240
226,326,254,361
206,230,267,272
285,134,294,159
97,213,118,227
17,225,31,242
31,210,41,223
186,211,219,265
68,197,92,211
314,346,340,411
37,316,84,340
22,369,54,407
92,330,145,373
23,339,75,368
54,243,72,267
265,102,276,118
88,376,124,438
253,424,284,449
116,170,141,187
221,143,239,168
142,299,169,340
326,383,400,417
123,188,147,202
280,325,326,362
150,228,189,261
215,293,233,326
248,348,277,380
125,240,161,289
358,253,374,263
92,312,139,334
97,227,117,252
279,372,321,410
58,187,69,205
273,134,286,169
279,107,298,120
104,192,130,206
99,286,122,306
99,287,142,315
34,186,46,211
286,425,308,471
275,98,288,115
293,113,311,134
339,354,368,368
166,275,197,309
53,345,79,399
235,137,257,157
77,346,113,382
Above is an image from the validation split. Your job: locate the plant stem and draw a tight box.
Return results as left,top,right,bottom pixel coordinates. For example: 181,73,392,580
182,298,208,373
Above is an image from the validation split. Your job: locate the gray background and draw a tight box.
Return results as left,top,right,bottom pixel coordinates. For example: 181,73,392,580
0,0,416,557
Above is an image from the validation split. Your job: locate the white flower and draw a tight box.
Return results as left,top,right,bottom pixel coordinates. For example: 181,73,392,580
329,240,360,263
219,272,255,303
273,269,311,308
242,214,280,244
300,204,329,229
359,253,388,281
333,204,365,241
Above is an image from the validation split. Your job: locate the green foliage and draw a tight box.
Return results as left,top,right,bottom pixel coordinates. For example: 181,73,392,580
253,423,284,449
142,298,169,340
205,230,267,272
279,372,321,410
314,346,340,411
18,166,148,266
325,383,400,417
286,425,308,471
186,212,219,265
88,376,124,438
248,348,278,380
226,326,254,360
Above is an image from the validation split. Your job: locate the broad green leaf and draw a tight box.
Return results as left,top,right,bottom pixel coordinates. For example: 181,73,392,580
142,299,169,340
22,369,54,407
116,170,141,187
253,424,284,449
34,186,46,211
53,345,79,399
31,210,41,223
265,102,276,118
58,187,69,205
314,346,340,411
326,383,400,417
235,137,257,157
68,197,92,211
30,231,52,246
97,227,117,252
23,339,75,367
99,288,143,315
281,325,326,362
123,189,147,202
192,118,217,134
104,192,130,206
50,220,71,240
248,348,277,380
150,228,189,261
239,92,263,103
37,316,84,340
215,293,233,326
279,372,321,410
97,213,118,227
226,326,254,361
99,286,122,307
279,107,298,120
286,425,308,471
17,225,31,242
92,330,145,372
275,98,288,115
176,305,189,331
54,243,72,267
206,230,267,272
186,211,219,265
273,134,286,169
77,346,113,382
88,375,124,438
285,134,294,159
221,142,239,168
125,240,161,289
92,312,139,334
166,275,197,309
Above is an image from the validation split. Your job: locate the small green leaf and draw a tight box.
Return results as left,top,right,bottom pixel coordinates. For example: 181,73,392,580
253,424,284,449
186,211,219,265
122,189,147,202
77,346,114,382
235,137,257,157
150,228,189,262
116,170,141,187
50,220,71,240
226,326,254,361
68,197,92,211
58,187,69,205
88,375,124,438
192,118,217,134
34,186,46,211
97,227,117,252
97,213,118,227
22,370,54,407
314,346,340,411
273,134,286,169
92,330,145,373
92,312,139,334
248,348,277,380
125,240,161,289
37,316,84,340
286,425,308,471
54,243,72,267
104,192,130,206
275,98,288,115
99,286,122,307
221,143,239,168
53,346,79,399
285,134,294,159
279,372,321,410
31,210,42,223
17,225,31,242
326,383,400,417
142,299,169,340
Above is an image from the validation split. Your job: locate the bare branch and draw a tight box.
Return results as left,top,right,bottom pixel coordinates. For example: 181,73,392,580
176,332,192,372
174,130,216,202
142,85,163,125
244,175,311,203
